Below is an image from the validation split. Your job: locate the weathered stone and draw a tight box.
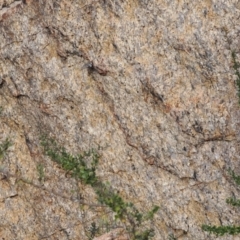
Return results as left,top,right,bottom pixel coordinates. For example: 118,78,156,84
0,0,240,239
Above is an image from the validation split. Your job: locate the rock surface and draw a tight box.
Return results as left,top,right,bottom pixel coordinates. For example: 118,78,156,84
0,0,240,239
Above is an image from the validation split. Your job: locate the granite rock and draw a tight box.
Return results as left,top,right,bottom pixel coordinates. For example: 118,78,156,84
0,0,240,239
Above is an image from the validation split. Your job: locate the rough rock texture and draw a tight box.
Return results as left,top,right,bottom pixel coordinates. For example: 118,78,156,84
1,0,240,239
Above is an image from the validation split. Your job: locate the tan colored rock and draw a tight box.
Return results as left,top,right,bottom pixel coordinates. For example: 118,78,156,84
0,1,22,21
93,228,128,240
0,0,240,239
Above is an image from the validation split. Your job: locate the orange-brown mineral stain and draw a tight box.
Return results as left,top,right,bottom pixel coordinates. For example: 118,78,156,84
164,103,172,113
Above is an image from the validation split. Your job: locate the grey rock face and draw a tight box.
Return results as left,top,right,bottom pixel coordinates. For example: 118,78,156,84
0,0,240,239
